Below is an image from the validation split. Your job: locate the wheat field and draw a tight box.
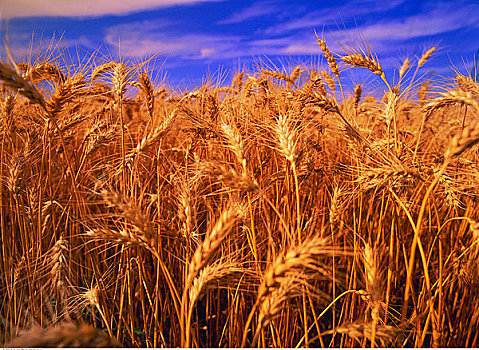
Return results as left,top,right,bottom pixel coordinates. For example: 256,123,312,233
0,36,478,347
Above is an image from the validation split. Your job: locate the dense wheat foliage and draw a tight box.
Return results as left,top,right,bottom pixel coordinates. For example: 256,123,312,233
1,37,479,347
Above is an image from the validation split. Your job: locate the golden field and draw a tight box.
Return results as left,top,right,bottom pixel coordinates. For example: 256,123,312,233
0,37,478,347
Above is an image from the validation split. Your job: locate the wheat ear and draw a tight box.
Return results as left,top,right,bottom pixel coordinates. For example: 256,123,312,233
363,243,383,348
138,72,155,120
19,62,66,84
317,38,340,77
456,73,479,97
0,61,46,109
399,58,411,80
200,161,258,192
242,235,338,347
417,47,436,69
6,322,120,348
221,122,247,173
341,54,384,77
186,206,239,283
182,205,240,347
46,73,85,119
445,122,479,159
423,90,479,115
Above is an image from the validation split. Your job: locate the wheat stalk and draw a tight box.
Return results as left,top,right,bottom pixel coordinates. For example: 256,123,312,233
329,186,345,230
274,113,298,164
321,322,397,346
188,258,245,308
200,161,258,192
46,237,72,295
100,189,155,242
231,72,244,93
119,108,176,175
187,206,239,282
321,71,336,91
1,95,15,135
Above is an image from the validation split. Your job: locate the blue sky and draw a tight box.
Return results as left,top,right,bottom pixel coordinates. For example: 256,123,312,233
0,0,478,89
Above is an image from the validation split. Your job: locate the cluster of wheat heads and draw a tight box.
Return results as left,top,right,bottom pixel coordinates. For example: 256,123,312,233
0,36,478,348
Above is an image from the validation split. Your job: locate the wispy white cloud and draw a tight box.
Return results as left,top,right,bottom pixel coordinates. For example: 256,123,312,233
103,19,175,36
104,19,333,61
342,2,479,42
263,0,406,35
104,22,243,59
1,32,96,60
218,1,279,24
249,34,321,56
0,0,221,18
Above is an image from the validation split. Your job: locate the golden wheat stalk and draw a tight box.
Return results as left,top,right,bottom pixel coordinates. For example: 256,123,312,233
188,258,245,309
353,84,362,111
321,71,336,91
175,174,198,240
321,322,397,346
231,71,244,93
91,61,117,82
100,189,155,240
120,108,176,173
456,73,479,97
274,113,298,164
329,186,345,230
46,237,73,296
1,95,15,136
